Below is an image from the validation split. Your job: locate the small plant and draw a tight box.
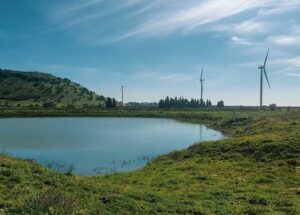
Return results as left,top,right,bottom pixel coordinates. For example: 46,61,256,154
65,164,75,176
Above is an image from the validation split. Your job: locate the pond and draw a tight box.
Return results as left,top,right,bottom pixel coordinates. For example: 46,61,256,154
0,117,223,175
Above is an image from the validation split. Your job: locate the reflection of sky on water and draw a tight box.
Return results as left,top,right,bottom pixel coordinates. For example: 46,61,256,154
0,118,223,175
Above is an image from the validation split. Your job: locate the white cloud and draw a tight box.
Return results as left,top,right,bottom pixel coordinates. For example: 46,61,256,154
286,73,300,78
49,0,142,31
42,0,300,44
158,73,194,82
211,20,269,35
53,0,104,19
233,20,268,34
268,35,300,46
269,57,300,78
111,0,271,41
45,65,98,75
258,0,300,15
132,71,194,83
230,36,252,45
273,57,300,68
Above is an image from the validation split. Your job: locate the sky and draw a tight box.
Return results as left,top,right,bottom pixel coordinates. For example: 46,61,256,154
0,0,300,106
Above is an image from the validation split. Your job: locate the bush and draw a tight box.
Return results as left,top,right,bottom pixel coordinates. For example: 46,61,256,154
42,101,55,108
25,189,77,214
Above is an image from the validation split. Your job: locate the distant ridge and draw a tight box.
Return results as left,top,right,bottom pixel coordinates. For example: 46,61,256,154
0,68,106,108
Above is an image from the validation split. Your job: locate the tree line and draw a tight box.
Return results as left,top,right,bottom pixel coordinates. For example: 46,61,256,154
105,97,117,108
158,96,224,108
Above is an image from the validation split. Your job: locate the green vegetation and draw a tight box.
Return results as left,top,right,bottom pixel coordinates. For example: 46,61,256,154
158,96,222,108
105,97,117,108
0,69,106,108
217,100,224,108
0,109,299,214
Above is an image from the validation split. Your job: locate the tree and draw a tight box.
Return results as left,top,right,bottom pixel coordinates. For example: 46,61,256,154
200,99,205,107
165,96,170,108
158,99,165,108
158,96,213,109
105,97,116,108
217,100,224,108
43,101,55,108
269,103,276,110
112,98,116,108
206,99,212,107
105,97,113,108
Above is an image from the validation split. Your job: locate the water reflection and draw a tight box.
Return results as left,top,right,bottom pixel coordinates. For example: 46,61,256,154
0,118,223,175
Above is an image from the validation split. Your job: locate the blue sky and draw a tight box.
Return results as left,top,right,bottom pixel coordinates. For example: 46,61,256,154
0,0,300,106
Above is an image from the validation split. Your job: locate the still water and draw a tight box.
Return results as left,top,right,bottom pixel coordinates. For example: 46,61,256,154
0,117,222,175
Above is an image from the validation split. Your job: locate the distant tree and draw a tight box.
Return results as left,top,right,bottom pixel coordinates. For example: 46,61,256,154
43,101,55,108
165,96,170,108
62,78,71,84
200,99,205,107
55,86,64,94
105,97,116,108
269,103,276,110
158,99,165,108
206,99,212,107
105,97,112,108
98,102,104,108
70,103,76,108
2,90,10,96
158,96,214,109
112,98,116,108
82,103,91,108
96,95,105,101
217,100,224,108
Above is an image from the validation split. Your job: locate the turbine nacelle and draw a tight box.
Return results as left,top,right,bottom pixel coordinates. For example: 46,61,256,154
258,65,264,69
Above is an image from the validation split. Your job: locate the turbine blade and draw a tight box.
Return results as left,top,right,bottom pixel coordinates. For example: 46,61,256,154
264,48,269,67
264,68,270,89
200,66,204,79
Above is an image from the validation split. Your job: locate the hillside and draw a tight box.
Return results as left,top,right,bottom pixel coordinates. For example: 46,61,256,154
0,109,299,214
0,69,106,108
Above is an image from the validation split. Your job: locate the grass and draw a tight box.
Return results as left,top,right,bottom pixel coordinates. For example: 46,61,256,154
0,69,105,108
0,109,299,214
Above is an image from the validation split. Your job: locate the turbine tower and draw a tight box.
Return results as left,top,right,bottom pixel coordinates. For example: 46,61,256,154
258,49,271,107
200,66,204,102
121,85,127,107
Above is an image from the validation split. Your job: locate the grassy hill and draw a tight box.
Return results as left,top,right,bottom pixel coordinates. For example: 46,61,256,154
0,109,299,214
0,69,106,108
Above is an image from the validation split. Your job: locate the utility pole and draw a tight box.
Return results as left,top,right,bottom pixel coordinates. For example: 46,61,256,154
121,85,127,107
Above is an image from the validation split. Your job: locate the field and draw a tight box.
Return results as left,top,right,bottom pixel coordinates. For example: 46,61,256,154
0,109,299,214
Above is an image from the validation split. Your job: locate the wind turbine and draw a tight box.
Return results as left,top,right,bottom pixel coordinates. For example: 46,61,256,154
258,49,270,107
121,85,127,107
199,66,204,103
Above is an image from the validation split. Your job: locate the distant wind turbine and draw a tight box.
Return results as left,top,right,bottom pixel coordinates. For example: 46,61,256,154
121,85,127,107
200,66,204,102
258,49,271,107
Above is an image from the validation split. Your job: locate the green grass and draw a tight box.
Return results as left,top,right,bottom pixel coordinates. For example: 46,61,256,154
0,69,105,108
0,109,299,214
